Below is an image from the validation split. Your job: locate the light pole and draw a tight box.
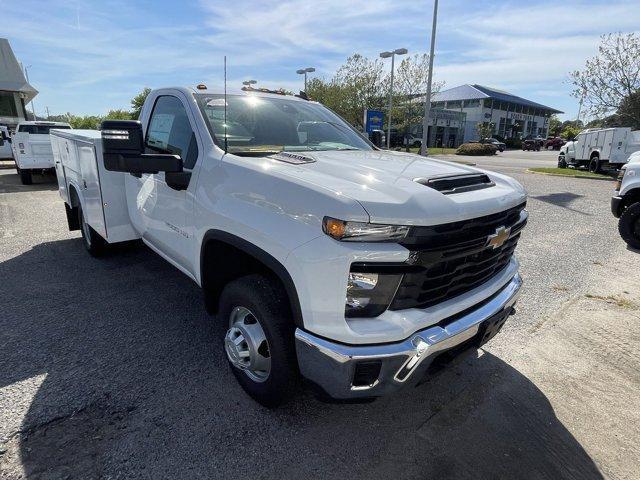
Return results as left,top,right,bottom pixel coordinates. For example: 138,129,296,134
23,64,37,119
380,48,407,149
242,79,257,89
296,67,315,91
421,0,438,156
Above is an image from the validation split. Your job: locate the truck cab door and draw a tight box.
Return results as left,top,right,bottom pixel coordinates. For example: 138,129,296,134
125,93,201,276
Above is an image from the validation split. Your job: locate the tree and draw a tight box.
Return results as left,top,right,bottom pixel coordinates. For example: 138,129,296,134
131,87,152,119
476,122,495,141
105,109,133,120
561,125,581,140
394,54,443,144
548,115,562,137
570,33,640,126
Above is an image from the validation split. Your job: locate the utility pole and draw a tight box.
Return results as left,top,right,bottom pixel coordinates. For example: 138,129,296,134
576,88,586,124
22,65,37,119
421,0,438,156
46,106,51,119
380,48,408,148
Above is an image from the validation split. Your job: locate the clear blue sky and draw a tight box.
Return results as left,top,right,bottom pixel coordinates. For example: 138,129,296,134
3,0,639,120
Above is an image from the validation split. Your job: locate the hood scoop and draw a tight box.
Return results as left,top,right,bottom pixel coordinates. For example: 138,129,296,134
415,173,495,195
269,151,316,165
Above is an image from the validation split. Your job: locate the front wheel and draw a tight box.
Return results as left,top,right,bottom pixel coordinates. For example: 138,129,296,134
219,274,299,407
619,202,640,250
558,155,567,168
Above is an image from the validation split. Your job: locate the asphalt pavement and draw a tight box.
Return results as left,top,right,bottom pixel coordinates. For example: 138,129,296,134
1,152,638,480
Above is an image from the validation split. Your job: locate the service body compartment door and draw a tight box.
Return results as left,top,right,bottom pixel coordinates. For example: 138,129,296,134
77,142,107,238
51,135,68,202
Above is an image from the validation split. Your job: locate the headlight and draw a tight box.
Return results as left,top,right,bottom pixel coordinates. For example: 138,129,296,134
323,217,410,242
345,271,403,317
615,168,625,191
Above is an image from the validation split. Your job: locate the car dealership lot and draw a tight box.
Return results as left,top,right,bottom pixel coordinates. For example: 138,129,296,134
1,156,639,479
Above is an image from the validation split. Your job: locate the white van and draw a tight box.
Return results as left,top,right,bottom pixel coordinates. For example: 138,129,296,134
12,121,71,184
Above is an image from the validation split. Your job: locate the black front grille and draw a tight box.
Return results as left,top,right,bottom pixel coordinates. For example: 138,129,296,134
389,203,527,310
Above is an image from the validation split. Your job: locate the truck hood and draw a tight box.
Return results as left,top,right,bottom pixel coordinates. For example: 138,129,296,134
271,150,527,225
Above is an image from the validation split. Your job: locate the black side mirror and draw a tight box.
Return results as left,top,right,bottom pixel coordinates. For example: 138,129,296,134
101,120,183,175
370,130,384,148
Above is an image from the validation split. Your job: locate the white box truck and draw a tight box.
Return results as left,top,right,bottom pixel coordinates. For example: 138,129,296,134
12,120,71,184
558,127,640,173
51,86,527,406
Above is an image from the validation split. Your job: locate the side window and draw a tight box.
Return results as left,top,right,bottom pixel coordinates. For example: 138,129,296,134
146,95,198,169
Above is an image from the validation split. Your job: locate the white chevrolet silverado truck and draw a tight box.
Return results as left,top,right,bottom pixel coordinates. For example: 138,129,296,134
51,86,527,406
612,151,640,249
13,120,71,184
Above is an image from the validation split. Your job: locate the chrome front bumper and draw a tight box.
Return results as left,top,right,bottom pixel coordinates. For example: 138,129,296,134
295,273,522,399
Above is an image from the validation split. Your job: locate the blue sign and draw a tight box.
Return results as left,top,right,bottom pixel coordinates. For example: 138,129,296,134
364,109,384,134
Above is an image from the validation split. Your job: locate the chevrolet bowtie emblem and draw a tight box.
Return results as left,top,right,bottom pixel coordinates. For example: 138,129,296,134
486,226,511,249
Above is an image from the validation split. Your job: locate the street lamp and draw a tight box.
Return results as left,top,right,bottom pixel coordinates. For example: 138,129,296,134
379,48,407,148
23,64,37,119
296,67,315,91
421,0,439,156
242,79,257,88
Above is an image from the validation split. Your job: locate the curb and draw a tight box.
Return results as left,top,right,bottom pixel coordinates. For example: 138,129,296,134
525,169,614,182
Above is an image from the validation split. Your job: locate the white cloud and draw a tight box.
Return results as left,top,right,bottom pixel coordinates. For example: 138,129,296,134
2,0,639,118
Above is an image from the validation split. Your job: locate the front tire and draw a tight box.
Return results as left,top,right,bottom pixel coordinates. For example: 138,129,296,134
78,202,107,256
20,168,32,185
619,202,640,250
219,274,299,407
558,155,567,168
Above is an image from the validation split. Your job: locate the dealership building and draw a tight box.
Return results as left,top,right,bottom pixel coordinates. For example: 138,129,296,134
429,84,562,142
0,38,37,131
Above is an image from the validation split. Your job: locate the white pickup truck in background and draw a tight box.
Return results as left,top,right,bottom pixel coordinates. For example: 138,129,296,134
12,120,71,184
612,151,640,249
0,125,12,159
51,86,527,406
558,127,640,173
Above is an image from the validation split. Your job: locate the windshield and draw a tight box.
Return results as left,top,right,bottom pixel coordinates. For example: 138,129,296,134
18,125,70,134
195,94,372,156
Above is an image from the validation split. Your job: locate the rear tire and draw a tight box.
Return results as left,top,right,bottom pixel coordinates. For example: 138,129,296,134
588,156,601,173
78,202,107,256
20,169,32,185
219,274,299,407
618,202,640,250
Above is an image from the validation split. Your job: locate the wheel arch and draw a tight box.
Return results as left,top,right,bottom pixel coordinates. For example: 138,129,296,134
620,187,640,213
199,230,304,328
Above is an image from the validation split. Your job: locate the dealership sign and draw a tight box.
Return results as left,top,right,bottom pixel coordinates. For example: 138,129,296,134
364,109,384,134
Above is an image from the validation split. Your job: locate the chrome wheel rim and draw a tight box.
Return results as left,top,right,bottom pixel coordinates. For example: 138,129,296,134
225,306,271,382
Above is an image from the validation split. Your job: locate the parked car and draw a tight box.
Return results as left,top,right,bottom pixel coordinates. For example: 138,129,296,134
557,127,640,173
543,137,565,150
484,138,505,152
522,139,541,151
12,121,71,184
51,86,527,406
611,151,640,248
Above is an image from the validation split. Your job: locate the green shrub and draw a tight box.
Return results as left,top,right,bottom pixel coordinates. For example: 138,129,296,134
456,142,497,156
